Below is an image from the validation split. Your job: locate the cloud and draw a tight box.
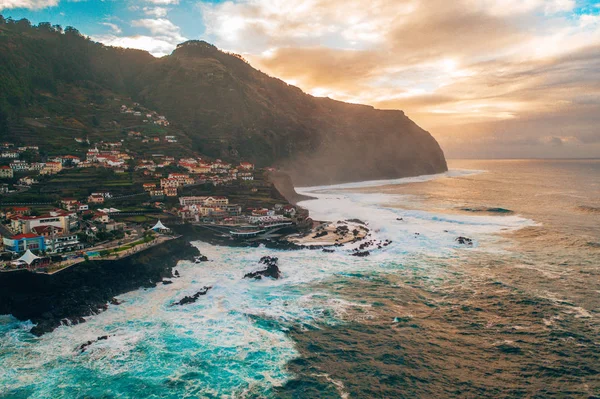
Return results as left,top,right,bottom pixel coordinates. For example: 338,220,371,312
142,6,168,17
131,18,183,40
93,34,179,57
200,0,600,157
94,17,185,57
146,0,178,4
101,22,122,34
0,0,58,9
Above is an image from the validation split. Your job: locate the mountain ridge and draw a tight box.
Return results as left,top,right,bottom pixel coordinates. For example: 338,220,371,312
0,18,447,185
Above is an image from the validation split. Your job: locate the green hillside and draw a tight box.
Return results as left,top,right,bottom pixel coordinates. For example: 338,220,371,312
0,16,447,185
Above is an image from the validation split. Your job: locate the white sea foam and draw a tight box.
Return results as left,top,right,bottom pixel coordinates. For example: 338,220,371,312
297,169,485,192
0,169,536,398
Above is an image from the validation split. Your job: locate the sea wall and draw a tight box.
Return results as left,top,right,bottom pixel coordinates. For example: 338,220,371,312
0,237,198,336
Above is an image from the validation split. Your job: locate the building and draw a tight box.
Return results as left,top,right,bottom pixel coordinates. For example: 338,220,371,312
164,187,178,197
44,233,83,253
91,191,112,199
62,155,81,165
88,194,105,204
0,166,13,178
11,207,31,215
239,162,254,170
0,151,19,159
3,233,46,253
179,196,229,207
248,215,290,225
161,175,194,190
149,189,165,200
32,225,64,237
9,161,29,172
93,211,111,223
43,161,63,174
60,198,79,211
160,178,180,189
10,211,76,234
143,183,156,191
18,176,37,185
238,171,254,181
211,159,230,171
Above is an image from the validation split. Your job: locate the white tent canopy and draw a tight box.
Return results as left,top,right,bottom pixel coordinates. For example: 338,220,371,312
16,249,41,265
151,220,169,231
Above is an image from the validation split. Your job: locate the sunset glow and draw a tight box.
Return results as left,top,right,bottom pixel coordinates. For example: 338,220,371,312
2,0,599,158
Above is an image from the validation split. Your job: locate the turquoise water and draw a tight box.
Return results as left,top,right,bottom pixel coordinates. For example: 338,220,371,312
1,161,598,398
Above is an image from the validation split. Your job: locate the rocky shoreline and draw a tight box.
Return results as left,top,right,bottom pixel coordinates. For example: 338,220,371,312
0,237,199,336
171,224,307,251
0,219,394,336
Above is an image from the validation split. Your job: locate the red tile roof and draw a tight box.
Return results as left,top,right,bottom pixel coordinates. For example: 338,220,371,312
11,233,42,239
32,226,64,234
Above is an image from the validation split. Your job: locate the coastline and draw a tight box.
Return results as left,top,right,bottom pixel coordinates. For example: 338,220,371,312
1,161,597,398
0,236,199,336
0,171,444,337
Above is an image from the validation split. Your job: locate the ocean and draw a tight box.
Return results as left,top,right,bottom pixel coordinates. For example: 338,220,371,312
1,159,598,398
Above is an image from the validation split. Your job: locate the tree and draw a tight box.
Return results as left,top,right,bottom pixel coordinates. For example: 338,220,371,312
14,19,31,32
64,26,81,36
37,22,53,32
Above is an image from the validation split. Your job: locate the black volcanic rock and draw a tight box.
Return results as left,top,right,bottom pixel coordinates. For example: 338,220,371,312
171,286,212,306
0,238,199,336
244,256,281,280
456,236,474,246
79,335,111,353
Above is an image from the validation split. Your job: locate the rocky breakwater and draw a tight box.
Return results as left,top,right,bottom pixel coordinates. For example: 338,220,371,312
0,237,199,336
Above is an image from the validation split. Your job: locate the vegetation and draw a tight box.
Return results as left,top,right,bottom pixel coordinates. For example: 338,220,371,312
0,15,447,185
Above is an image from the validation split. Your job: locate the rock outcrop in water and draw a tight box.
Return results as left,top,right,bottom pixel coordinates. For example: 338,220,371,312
0,238,199,336
244,256,281,280
456,236,474,246
171,286,212,306
79,335,111,353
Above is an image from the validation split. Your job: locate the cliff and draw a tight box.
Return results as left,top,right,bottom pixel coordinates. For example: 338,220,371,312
0,237,198,336
266,171,314,205
0,22,447,186
135,41,448,185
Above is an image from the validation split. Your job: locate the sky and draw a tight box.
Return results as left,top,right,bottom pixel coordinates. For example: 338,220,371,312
1,0,600,159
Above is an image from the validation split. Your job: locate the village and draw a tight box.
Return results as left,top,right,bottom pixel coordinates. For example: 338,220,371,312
0,118,309,272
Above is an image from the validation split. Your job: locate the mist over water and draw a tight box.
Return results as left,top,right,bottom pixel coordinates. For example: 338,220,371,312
1,160,598,398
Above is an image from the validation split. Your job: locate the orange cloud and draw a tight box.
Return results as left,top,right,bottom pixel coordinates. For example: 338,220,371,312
199,0,600,157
